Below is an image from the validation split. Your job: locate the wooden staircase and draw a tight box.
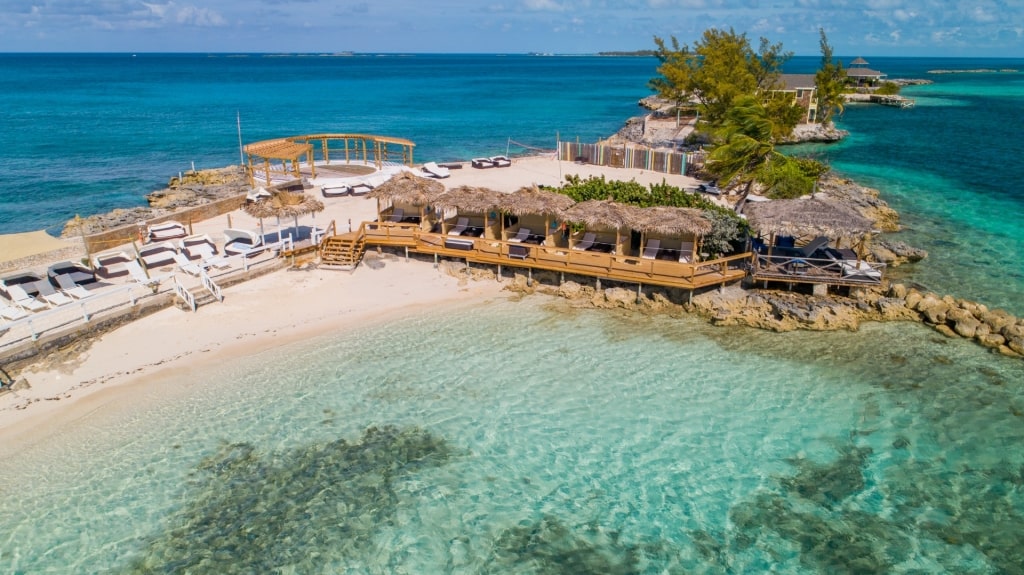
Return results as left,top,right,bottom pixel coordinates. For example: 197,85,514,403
319,230,366,270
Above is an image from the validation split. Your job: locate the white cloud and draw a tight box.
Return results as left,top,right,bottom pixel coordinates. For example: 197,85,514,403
524,0,566,10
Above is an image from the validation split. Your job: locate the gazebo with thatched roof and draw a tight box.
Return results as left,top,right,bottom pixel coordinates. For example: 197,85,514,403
745,197,883,285
562,200,641,254
433,186,503,237
496,185,576,245
629,206,713,262
242,188,325,244
366,171,446,227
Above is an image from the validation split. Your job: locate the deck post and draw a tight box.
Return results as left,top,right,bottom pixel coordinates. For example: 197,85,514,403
404,246,409,261
498,265,502,282
688,289,693,305
560,272,564,285
527,268,532,287
637,283,643,303
596,278,601,291
434,253,438,268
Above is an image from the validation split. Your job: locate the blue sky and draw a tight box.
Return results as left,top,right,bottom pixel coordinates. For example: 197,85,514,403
1,0,1021,56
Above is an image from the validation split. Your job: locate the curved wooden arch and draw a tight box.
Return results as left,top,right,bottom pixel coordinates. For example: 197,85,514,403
244,133,416,187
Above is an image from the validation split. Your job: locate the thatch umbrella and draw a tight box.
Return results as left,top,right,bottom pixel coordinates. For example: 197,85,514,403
563,200,639,253
745,197,874,257
434,185,502,235
242,189,325,242
496,185,576,241
367,171,446,222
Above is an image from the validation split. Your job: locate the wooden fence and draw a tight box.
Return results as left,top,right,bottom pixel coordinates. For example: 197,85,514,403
558,142,705,176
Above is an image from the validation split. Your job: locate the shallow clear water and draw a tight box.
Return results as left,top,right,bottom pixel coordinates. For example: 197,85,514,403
2,296,1022,573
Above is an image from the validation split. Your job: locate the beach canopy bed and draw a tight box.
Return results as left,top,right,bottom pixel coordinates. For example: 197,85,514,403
366,170,446,227
496,185,574,246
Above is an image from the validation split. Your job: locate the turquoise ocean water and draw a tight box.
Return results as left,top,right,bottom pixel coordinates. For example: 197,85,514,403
1,55,1024,572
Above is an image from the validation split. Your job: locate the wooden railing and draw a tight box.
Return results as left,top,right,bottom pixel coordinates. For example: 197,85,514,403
752,254,885,286
348,224,748,290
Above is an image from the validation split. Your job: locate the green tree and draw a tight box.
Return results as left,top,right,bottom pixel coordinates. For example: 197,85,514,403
814,28,846,124
650,28,792,129
706,95,781,193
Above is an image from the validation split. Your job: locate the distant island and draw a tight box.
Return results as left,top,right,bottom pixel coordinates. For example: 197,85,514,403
928,68,1019,74
598,50,657,57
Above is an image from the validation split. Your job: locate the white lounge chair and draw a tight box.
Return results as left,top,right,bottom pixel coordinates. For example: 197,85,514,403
192,243,231,269
223,228,265,257
840,260,883,281
5,284,47,312
448,217,469,236
678,242,694,263
148,220,188,242
321,184,351,197
246,187,272,202
509,228,531,243
33,280,73,307
489,155,512,168
422,162,450,179
173,252,202,276
138,241,178,269
92,250,134,278
55,274,94,299
0,300,29,320
127,260,171,289
572,232,596,251
642,239,661,259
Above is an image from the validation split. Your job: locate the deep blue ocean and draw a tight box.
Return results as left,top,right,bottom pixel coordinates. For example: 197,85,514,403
2,55,1024,574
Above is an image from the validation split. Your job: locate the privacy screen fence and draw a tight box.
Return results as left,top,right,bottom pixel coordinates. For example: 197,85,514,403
557,142,705,176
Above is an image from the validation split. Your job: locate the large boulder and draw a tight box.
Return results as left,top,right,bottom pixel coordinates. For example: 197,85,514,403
915,295,950,324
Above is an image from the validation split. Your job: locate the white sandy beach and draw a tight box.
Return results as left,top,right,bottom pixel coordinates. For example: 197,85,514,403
0,156,702,445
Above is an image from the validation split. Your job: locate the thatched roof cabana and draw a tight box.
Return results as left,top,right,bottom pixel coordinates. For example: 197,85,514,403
744,198,873,238
434,185,502,213
630,206,712,237
496,186,575,218
366,171,445,205
563,200,636,230
242,190,325,221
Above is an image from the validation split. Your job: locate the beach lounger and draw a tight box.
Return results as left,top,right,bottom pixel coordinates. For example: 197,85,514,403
92,250,134,279
0,300,29,320
489,155,512,168
55,274,94,299
471,158,495,169
33,280,73,307
246,187,272,202
508,228,531,243
193,243,231,269
387,208,405,223
138,241,178,269
6,284,47,312
223,228,266,257
321,184,352,198
572,232,596,251
127,260,171,289
148,220,188,242
678,242,695,263
422,162,450,178
173,252,203,276
47,261,96,285
448,217,469,236
642,239,661,259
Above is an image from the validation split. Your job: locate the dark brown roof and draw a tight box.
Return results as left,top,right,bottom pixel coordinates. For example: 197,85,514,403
849,57,870,66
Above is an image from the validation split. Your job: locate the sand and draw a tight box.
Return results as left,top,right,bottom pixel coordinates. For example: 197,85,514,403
0,230,74,263
0,156,704,443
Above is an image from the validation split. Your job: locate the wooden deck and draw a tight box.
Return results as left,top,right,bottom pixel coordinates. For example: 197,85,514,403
355,222,749,290
750,253,885,287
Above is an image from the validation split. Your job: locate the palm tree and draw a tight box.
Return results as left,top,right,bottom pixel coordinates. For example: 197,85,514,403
706,95,784,212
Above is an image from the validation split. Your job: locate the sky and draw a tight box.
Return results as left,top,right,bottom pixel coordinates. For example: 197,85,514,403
1,0,1022,57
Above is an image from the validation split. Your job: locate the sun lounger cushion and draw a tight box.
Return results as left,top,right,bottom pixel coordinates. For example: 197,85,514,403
6,284,47,311
423,162,450,178
33,280,73,307
490,155,512,168
448,217,469,236
148,221,188,242
472,158,495,169
55,274,93,299
0,301,28,320
509,228,530,242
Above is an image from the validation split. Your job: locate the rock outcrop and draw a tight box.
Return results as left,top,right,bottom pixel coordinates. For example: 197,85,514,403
778,122,849,144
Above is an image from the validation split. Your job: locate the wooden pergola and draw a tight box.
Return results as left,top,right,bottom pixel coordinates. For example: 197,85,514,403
243,133,417,187
244,138,315,187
